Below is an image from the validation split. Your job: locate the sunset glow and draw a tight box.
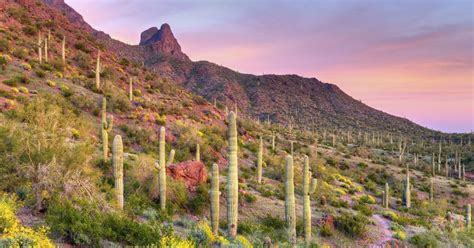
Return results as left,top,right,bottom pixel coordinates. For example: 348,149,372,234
66,0,473,133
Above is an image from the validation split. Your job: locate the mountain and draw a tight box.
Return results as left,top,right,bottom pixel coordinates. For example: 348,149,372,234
44,0,436,137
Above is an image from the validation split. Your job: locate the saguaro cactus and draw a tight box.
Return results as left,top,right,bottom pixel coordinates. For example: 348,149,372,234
61,35,66,65
398,138,407,162
467,204,472,229
271,132,275,151
404,167,411,208
196,144,200,162
285,155,296,245
37,32,43,64
303,155,317,242
227,111,238,239
257,137,263,184
112,135,124,210
209,163,220,235
432,153,436,176
101,97,113,160
384,183,389,208
158,126,166,210
94,49,102,89
44,36,48,62
429,178,434,202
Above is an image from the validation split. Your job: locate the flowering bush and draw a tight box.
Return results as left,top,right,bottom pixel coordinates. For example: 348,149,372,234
0,194,54,247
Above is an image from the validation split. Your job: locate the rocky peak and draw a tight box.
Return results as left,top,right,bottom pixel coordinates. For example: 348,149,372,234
139,24,189,61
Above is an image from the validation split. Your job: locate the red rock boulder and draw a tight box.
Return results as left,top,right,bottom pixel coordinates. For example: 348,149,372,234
166,161,208,191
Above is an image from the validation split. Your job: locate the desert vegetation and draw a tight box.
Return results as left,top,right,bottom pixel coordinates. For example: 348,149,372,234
0,1,472,248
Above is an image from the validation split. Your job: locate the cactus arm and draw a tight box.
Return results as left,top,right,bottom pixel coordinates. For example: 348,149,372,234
167,149,175,166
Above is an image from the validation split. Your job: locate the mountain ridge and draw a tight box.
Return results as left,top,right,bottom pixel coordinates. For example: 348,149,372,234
47,0,438,136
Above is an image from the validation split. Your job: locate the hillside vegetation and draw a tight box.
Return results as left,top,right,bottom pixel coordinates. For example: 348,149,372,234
0,1,473,247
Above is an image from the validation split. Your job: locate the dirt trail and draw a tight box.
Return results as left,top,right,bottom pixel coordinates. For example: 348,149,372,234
370,214,393,248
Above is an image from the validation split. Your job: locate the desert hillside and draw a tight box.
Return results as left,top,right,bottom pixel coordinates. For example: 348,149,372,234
0,0,472,247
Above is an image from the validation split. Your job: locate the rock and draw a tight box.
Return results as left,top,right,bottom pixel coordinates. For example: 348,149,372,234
167,161,207,191
139,23,189,60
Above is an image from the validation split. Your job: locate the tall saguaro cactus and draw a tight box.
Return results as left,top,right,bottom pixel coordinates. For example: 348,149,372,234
44,36,48,62
467,204,472,229
101,97,113,160
61,35,66,65
271,132,275,151
404,167,411,208
94,49,102,89
112,135,124,210
285,155,296,246
227,112,238,239
196,144,200,162
37,32,43,64
209,163,220,235
158,126,166,210
257,137,263,184
429,178,434,202
303,155,317,242
384,183,389,208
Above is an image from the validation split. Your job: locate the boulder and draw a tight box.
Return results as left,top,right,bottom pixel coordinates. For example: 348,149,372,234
167,160,207,191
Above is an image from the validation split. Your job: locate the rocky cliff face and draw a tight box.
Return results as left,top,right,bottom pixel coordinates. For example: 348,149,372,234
42,0,435,135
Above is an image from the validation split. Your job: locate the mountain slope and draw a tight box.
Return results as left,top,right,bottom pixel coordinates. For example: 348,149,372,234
45,0,437,137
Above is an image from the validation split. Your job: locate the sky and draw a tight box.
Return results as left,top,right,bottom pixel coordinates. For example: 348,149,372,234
66,0,474,133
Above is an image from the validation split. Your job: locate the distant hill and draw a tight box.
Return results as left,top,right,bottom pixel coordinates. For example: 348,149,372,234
44,0,438,137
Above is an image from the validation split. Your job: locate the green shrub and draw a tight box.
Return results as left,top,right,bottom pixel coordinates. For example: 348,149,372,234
187,183,209,215
12,48,27,60
2,74,29,87
0,39,10,52
335,213,369,237
410,231,441,248
35,69,46,78
74,42,90,53
0,54,12,70
46,200,173,246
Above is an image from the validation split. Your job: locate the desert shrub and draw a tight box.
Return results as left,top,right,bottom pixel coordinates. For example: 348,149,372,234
0,54,12,71
0,94,96,210
74,52,90,69
119,58,130,67
352,202,373,216
60,84,73,97
2,74,29,87
187,183,210,215
0,194,54,247
12,48,28,60
167,179,189,211
0,39,10,52
35,69,46,78
18,86,28,94
46,199,173,246
320,222,333,237
21,62,32,71
410,231,441,248
124,192,156,217
335,213,369,237
74,42,90,53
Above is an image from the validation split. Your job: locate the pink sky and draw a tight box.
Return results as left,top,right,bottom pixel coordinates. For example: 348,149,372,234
66,0,473,133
